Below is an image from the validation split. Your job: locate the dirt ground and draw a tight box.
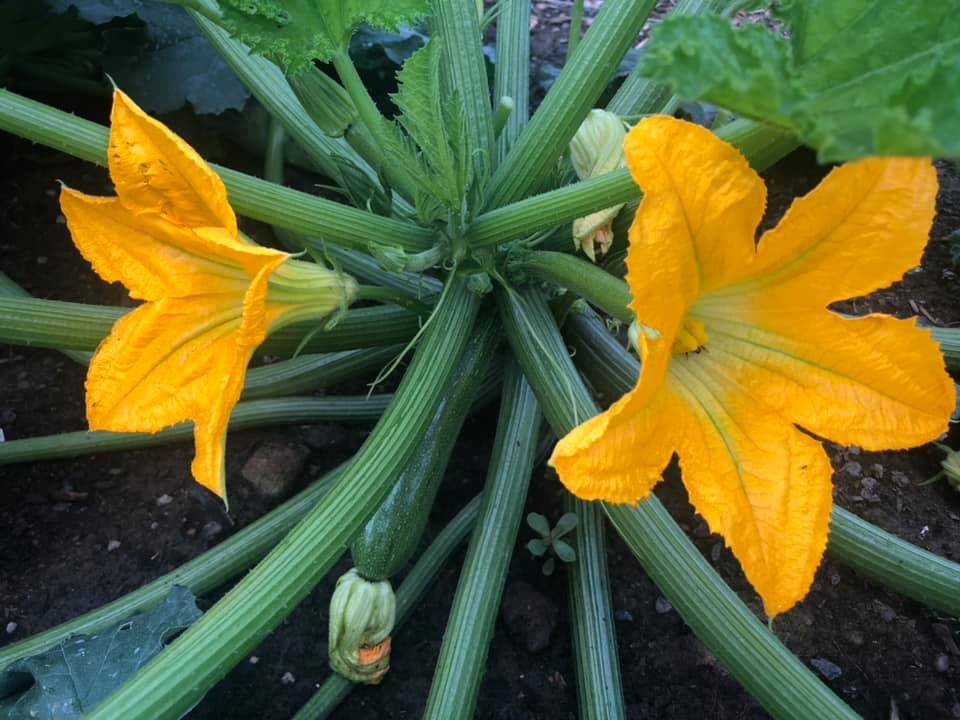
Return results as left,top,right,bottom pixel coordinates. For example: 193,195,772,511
2,4,960,719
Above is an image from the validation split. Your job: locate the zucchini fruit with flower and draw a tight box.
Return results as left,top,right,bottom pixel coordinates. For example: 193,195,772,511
328,317,499,683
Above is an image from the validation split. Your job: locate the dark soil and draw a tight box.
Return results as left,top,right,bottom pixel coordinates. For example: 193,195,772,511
3,12,960,720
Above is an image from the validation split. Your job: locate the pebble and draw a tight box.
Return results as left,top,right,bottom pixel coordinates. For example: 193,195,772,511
614,610,633,622
935,654,950,673
873,600,897,622
106,540,121,552
157,494,173,506
654,597,673,614
201,521,224,540
242,441,310,498
281,672,295,685
810,658,842,681
249,656,259,665
842,461,862,477
501,581,559,653
5,622,16,634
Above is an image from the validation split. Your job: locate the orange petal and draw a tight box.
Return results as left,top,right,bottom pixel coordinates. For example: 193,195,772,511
550,333,679,504
60,189,287,302
700,312,954,450
108,89,237,234
669,354,833,616
624,116,766,312
745,158,938,305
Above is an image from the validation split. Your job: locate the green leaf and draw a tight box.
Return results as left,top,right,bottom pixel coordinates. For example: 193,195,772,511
553,539,577,563
551,512,579,539
641,4,960,160
542,557,556,576
217,0,432,72
526,538,550,557
0,587,200,718
526,512,550,537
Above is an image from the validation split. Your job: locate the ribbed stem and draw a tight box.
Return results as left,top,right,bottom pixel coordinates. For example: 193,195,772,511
511,249,632,322
497,286,857,720
0,464,345,669
468,119,798,247
566,0,585,58
434,0,495,188
292,496,482,720
0,297,420,354
566,308,960,617
484,0,656,208
0,272,90,365
243,347,399,400
565,494,625,720
931,327,960,370
325,245,444,302
85,276,479,720
0,396,387,465
423,362,540,719
606,0,729,117
493,0,530,162
0,89,433,252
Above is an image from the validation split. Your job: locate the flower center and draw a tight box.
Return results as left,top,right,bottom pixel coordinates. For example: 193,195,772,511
672,316,709,355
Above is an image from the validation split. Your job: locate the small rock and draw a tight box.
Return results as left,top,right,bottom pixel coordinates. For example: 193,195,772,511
935,654,950,673
36,256,48,265
242,441,310,498
860,477,877,493
150,522,159,530
845,630,864,646
157,494,173,506
891,471,910,488
201,521,224,540
614,610,633,622
249,656,259,665
654,597,673,614
281,671,295,685
501,581,559,653
710,542,722,562
106,540,121,552
869,463,884,479
810,658,842,681
873,600,896,622
5,622,17,634
842,461,862,477
55,214,66,224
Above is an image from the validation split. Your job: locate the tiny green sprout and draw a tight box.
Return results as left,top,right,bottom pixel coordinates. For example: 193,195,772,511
525,511,578,576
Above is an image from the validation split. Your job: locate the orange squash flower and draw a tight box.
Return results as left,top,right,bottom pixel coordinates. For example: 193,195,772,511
60,90,356,500
550,116,954,615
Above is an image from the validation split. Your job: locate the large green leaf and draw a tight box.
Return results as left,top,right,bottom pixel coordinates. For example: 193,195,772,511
0,587,201,719
217,0,431,72
641,2,960,160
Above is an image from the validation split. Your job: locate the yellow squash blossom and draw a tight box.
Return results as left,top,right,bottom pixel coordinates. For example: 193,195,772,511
60,89,356,499
550,116,954,616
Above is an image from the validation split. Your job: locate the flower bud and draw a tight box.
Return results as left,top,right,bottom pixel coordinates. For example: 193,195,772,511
940,447,960,492
328,568,396,684
569,110,628,262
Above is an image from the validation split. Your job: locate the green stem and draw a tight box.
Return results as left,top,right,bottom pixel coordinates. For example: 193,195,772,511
493,0,530,161
566,308,960,617
565,494,625,720
468,119,798,247
292,495,482,720
423,362,540,719
325,246,444,303
931,326,960,370
0,297,421,355
484,0,656,209
0,272,90,365
497,286,857,720
85,275,479,720
434,0,495,184
510,249,632,322
606,0,729,117
0,464,346,670
0,396,389,465
566,0,585,59
0,88,433,252
355,285,433,315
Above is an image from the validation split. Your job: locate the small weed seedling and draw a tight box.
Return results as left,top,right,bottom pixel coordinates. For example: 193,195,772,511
526,511,578,575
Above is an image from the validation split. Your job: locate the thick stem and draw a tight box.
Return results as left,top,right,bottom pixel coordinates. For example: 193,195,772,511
85,276,480,720
497,286,857,720
0,89,433,252
566,0,585,58
423,362,540,719
493,0,530,162
484,0,656,209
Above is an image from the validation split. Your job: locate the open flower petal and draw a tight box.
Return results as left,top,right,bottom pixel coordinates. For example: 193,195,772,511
669,355,834,616
624,116,766,297
108,89,237,234
60,190,271,301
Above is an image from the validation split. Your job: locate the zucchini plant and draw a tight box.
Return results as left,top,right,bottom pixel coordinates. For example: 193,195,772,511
0,0,958,718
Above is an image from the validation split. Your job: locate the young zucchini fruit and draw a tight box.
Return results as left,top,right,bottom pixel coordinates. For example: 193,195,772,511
328,316,500,683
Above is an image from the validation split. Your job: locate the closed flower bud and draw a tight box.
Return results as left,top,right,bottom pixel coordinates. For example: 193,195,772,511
328,568,396,684
569,109,629,262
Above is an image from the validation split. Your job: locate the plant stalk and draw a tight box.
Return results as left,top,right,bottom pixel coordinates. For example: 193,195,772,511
493,0,531,162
